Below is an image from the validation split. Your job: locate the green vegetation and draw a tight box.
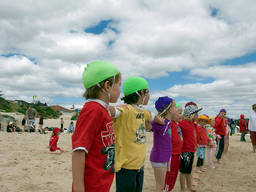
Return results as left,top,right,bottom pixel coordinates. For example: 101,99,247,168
0,97,61,119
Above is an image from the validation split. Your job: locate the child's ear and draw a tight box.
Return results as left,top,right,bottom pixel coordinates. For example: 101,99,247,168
103,81,111,92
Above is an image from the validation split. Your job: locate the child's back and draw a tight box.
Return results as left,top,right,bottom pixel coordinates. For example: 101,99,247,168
114,104,152,171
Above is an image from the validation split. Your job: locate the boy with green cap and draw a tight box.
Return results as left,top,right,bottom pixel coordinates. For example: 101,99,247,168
111,76,163,192
72,61,121,192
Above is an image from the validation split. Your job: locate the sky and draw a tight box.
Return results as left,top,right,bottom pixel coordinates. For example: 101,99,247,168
0,0,256,119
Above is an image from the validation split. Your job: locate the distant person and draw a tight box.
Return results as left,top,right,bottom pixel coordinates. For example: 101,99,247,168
206,116,216,169
214,109,227,164
7,122,16,132
239,114,247,142
60,117,64,132
196,114,210,173
39,114,44,134
22,116,26,132
229,118,236,136
68,121,75,133
26,107,37,128
248,104,256,153
49,127,62,153
7,122,22,132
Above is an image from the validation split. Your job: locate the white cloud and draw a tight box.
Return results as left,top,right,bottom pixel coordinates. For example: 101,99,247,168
0,0,256,117
149,64,256,118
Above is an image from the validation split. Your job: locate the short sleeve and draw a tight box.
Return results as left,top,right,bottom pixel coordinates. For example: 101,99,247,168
72,105,101,153
115,106,129,120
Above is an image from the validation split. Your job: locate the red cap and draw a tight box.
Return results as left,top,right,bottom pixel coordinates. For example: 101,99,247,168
185,101,197,107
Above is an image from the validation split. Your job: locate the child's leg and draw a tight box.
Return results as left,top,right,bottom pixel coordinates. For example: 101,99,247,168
207,147,211,167
180,173,186,192
196,158,202,173
164,155,180,191
153,166,167,192
240,132,244,141
209,148,215,168
186,174,196,191
136,167,144,192
216,136,225,161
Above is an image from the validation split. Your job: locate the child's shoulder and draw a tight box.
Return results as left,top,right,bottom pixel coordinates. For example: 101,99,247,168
83,100,107,112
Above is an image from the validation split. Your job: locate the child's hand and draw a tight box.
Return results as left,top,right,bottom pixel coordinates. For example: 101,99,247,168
117,104,128,109
109,106,116,117
154,115,165,125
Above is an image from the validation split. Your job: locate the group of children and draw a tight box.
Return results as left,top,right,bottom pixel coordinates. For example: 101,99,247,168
67,61,231,192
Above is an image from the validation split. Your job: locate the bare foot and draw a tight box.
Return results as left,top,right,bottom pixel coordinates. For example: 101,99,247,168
201,168,207,172
189,187,197,192
216,159,222,164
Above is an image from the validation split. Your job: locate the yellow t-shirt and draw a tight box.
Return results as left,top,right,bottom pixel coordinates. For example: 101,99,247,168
114,105,152,172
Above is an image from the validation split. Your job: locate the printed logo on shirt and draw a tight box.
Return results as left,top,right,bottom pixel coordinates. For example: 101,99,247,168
101,122,115,147
136,113,144,119
101,122,115,173
101,144,115,173
135,123,146,143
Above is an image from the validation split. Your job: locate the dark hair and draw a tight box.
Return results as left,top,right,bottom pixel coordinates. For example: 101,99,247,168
83,73,121,100
121,89,147,104
252,104,256,110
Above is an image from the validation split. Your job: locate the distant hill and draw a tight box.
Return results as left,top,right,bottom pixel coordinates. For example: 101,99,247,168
50,105,73,113
0,97,61,119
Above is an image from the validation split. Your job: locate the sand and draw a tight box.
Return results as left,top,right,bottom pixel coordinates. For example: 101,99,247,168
0,116,256,192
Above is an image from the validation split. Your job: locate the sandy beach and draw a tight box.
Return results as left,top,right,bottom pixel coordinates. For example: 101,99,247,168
0,116,256,192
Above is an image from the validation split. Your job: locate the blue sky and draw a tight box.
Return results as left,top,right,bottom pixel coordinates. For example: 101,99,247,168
1,0,256,118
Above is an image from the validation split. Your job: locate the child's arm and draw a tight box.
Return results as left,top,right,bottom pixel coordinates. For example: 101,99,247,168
72,150,85,192
152,115,165,125
145,121,152,131
109,105,128,118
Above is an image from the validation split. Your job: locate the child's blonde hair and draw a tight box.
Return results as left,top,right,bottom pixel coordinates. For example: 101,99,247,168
158,101,175,118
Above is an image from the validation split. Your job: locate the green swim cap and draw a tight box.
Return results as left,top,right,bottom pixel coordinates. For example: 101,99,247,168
123,76,149,96
176,103,181,108
82,61,120,89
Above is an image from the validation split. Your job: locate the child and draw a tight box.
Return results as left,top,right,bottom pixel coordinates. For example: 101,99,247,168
49,127,62,153
150,96,176,192
179,102,202,192
206,115,216,169
72,61,121,192
60,117,64,132
39,114,44,134
68,121,75,133
196,114,210,173
214,109,227,163
112,76,163,192
239,114,247,142
164,103,183,192
22,116,26,132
